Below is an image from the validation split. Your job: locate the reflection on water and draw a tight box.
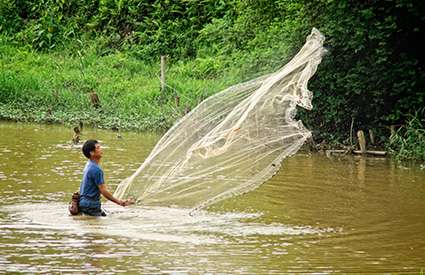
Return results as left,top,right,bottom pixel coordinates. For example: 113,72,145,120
0,121,424,273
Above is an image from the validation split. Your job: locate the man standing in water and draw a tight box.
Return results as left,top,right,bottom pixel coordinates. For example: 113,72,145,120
79,140,132,216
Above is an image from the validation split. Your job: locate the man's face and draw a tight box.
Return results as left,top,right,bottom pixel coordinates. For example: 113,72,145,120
91,143,103,159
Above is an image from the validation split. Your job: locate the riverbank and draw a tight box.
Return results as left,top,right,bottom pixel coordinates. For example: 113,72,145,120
0,40,243,132
1,1,424,160
1,40,424,161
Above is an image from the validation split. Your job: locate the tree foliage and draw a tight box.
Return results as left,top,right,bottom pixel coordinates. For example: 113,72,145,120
298,0,425,142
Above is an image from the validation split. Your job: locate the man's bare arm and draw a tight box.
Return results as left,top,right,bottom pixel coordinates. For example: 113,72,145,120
98,183,132,206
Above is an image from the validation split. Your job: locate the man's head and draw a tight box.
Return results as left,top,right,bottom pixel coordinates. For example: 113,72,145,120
82,140,102,160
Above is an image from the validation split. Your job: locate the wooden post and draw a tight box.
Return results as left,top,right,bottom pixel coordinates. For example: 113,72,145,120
368,129,375,145
175,95,180,107
90,92,101,109
350,117,354,147
357,130,367,153
72,126,81,144
160,55,166,93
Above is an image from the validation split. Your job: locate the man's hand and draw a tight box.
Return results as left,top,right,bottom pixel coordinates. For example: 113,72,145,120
119,198,134,207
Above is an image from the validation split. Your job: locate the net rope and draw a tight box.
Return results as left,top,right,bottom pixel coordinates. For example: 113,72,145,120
114,28,326,212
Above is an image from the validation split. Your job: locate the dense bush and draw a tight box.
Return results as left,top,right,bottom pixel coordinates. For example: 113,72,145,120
298,1,425,144
1,0,231,56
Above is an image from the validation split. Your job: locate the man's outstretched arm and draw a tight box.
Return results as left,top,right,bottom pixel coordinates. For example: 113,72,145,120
98,183,132,206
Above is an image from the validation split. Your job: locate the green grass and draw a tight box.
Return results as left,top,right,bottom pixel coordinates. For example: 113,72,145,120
0,38,239,132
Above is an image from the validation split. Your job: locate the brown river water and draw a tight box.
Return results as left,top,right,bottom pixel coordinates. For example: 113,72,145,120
0,121,424,273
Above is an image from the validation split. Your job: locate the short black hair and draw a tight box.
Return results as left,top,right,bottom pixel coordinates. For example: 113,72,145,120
82,139,98,159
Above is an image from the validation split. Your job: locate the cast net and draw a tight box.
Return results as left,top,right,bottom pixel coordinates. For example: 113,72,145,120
114,28,326,212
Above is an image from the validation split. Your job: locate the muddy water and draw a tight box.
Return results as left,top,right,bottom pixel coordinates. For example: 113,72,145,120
0,121,424,273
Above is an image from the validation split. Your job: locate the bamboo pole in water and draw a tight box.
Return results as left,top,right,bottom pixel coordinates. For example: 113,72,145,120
350,117,354,147
369,129,375,145
353,150,387,156
357,130,367,153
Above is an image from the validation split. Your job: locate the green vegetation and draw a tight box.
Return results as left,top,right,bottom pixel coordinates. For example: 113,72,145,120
0,41,236,131
388,109,425,161
0,0,424,160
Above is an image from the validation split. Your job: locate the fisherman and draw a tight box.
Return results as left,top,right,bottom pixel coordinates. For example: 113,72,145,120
79,139,132,216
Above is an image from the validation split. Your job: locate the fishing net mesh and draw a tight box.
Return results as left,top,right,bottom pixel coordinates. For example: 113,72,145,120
114,28,326,212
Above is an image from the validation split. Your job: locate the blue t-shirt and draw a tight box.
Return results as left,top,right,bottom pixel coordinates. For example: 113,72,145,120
79,160,104,208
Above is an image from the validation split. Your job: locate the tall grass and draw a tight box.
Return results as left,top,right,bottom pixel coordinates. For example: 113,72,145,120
388,109,425,161
0,38,241,131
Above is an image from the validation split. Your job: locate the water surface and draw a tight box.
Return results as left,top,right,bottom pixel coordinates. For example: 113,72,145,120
0,121,424,273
